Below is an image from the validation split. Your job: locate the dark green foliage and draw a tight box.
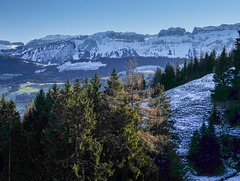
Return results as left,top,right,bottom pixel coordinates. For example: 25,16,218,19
103,104,156,180
100,70,157,180
161,62,176,90
0,67,184,180
181,59,188,83
152,49,218,91
187,57,194,81
212,47,232,102
220,134,240,169
152,67,162,88
141,74,146,90
187,116,222,174
90,73,103,117
232,30,240,87
193,57,199,78
211,31,240,126
104,68,122,97
175,64,181,85
0,94,26,180
154,150,185,181
151,82,164,98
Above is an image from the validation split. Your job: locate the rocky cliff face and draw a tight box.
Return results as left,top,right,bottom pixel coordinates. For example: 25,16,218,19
1,23,239,64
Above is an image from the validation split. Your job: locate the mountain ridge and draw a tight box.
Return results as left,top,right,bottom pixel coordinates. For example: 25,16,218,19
0,23,239,64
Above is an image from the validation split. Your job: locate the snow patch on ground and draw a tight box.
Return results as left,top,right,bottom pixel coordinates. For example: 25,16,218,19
57,61,107,72
167,73,240,180
225,173,240,181
134,65,164,72
167,73,215,155
35,69,46,74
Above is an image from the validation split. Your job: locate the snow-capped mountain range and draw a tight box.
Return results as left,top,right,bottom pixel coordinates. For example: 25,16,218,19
0,23,240,64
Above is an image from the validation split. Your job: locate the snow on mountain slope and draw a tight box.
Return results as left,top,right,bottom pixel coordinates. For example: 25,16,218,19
57,61,107,72
167,74,240,180
1,23,239,64
167,73,215,155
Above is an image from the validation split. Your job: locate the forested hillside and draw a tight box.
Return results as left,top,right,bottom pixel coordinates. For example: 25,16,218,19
1,29,240,180
0,68,185,180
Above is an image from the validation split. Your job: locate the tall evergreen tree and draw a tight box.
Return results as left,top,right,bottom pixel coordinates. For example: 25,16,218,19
101,98,156,180
179,59,188,85
104,68,122,98
187,116,221,174
175,64,181,86
161,63,176,90
193,57,200,78
90,72,102,114
227,31,240,124
0,94,24,180
231,31,240,91
208,49,216,73
212,47,231,102
152,67,162,88
187,57,194,81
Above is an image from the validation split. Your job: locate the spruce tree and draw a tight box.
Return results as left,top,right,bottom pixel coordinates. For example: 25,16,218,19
175,64,181,86
187,57,194,81
104,68,122,97
193,57,199,79
90,72,102,114
0,94,24,180
152,67,162,88
187,115,222,174
208,50,216,73
161,63,176,90
227,31,240,124
179,59,188,85
101,98,156,180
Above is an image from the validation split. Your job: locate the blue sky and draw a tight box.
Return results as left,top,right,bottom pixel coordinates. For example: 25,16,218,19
1,0,240,43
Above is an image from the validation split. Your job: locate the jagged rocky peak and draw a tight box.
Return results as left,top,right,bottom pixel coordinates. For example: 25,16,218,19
192,23,240,34
78,38,97,51
0,40,12,45
26,34,85,46
92,31,145,42
0,40,24,50
0,40,24,46
158,27,187,37
0,22,239,63
12,42,24,46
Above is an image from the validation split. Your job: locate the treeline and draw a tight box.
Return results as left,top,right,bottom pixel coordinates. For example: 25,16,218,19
152,50,217,90
0,69,185,180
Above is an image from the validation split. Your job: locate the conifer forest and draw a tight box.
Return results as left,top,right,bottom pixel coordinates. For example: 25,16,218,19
1,30,240,180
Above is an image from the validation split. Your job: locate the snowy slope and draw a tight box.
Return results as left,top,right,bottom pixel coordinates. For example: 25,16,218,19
167,73,215,155
167,74,240,180
1,23,239,64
